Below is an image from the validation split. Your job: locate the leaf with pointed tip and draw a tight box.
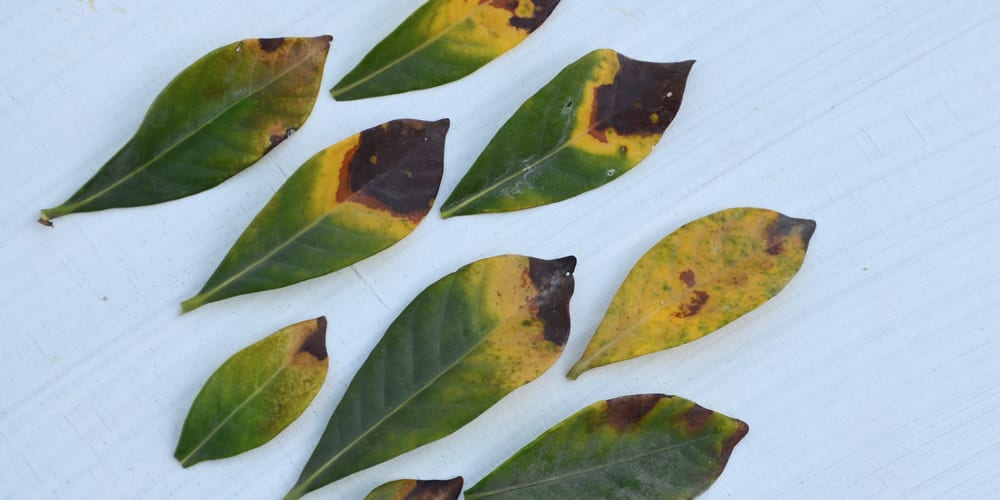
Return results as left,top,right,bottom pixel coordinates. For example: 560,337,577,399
568,208,816,379
440,49,692,217
465,394,748,499
365,477,463,500
181,119,449,312
331,0,560,100
174,317,328,467
285,254,576,499
39,36,332,224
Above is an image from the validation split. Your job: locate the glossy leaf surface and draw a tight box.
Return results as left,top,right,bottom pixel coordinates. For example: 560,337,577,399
40,36,332,224
568,208,816,379
440,49,692,217
182,119,449,312
331,0,560,100
286,254,576,498
365,477,463,500
174,317,328,467
465,394,748,499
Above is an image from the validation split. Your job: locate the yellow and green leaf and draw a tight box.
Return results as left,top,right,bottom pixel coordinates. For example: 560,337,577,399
331,0,560,100
40,36,332,224
174,317,328,467
365,477,463,500
440,49,693,218
465,394,748,499
285,254,576,499
568,208,816,379
181,119,449,312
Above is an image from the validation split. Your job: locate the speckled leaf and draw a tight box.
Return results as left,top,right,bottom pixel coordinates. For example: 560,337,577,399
440,49,692,217
466,394,748,499
365,477,463,500
331,0,559,100
285,254,576,498
181,119,448,312
568,208,816,379
39,36,332,224
174,317,328,467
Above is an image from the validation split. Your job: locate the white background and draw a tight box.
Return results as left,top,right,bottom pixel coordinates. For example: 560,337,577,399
2,1,999,498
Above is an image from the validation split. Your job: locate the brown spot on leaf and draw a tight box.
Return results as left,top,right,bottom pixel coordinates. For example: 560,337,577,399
298,317,328,361
672,290,709,318
679,269,696,288
264,128,295,155
37,217,53,227
606,394,668,430
528,256,576,346
406,477,463,500
590,56,694,141
766,214,817,255
718,419,749,469
486,0,560,32
258,37,285,52
683,404,714,431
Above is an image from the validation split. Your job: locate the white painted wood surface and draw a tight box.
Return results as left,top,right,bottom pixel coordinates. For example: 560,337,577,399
2,1,999,498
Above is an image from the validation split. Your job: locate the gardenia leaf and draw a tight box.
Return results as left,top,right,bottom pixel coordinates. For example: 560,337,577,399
174,317,328,467
181,119,449,312
465,394,748,499
285,254,576,498
39,36,332,225
568,207,816,379
365,477,463,500
440,49,693,217
331,0,560,100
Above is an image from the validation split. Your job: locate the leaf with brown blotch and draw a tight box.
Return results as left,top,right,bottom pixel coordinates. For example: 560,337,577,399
365,477,463,500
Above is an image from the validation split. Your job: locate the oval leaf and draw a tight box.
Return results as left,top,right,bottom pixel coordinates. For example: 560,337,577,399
181,119,449,312
365,477,464,500
439,49,693,218
568,208,816,379
285,254,576,498
465,394,747,499
331,0,560,101
174,316,328,467
40,36,332,224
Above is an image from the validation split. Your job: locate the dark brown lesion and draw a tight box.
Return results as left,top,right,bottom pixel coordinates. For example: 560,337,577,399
682,404,714,431
258,37,285,52
264,127,295,155
766,214,817,255
487,0,560,32
679,269,696,288
406,477,464,500
528,256,576,346
298,316,328,361
606,394,668,431
589,55,695,142
718,419,750,468
672,290,709,318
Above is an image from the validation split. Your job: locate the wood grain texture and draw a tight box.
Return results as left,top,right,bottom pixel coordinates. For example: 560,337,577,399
1,1,999,499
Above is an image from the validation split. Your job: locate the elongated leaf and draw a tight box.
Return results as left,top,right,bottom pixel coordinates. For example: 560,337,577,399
181,119,449,312
331,0,560,100
465,394,747,499
286,254,576,498
39,36,332,224
568,208,816,379
174,317,328,467
365,477,463,500
439,49,692,218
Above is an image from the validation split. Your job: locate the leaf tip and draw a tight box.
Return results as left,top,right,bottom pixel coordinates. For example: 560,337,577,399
179,296,204,314
37,214,53,227
719,418,750,468
298,316,328,361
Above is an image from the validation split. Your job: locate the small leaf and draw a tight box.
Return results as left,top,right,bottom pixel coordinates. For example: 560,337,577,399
331,0,560,100
365,477,463,500
440,49,692,218
568,208,816,379
181,119,449,312
465,394,748,499
285,255,576,498
40,36,332,224
174,317,328,467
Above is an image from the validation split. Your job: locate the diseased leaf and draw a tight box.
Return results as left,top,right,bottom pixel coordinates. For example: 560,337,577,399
285,254,576,498
39,36,332,224
331,0,560,101
568,208,816,379
365,477,463,500
465,394,748,499
174,317,328,467
440,49,692,218
181,119,449,312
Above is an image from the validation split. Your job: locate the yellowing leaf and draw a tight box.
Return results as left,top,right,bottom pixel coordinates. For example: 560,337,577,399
568,208,816,379
365,477,463,500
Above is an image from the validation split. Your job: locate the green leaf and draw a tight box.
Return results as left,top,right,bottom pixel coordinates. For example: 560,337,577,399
465,394,748,499
181,119,449,312
440,49,693,218
285,254,576,498
174,317,328,467
331,0,560,101
365,477,463,500
568,208,816,379
39,36,332,225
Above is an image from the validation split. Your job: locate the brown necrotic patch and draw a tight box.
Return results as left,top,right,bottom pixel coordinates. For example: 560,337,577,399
258,37,285,52
766,214,817,255
406,477,463,500
672,290,709,318
679,269,696,288
590,56,694,142
606,394,668,431
264,128,294,155
487,0,561,32
718,419,750,467
682,404,714,431
298,317,328,361
528,256,576,346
